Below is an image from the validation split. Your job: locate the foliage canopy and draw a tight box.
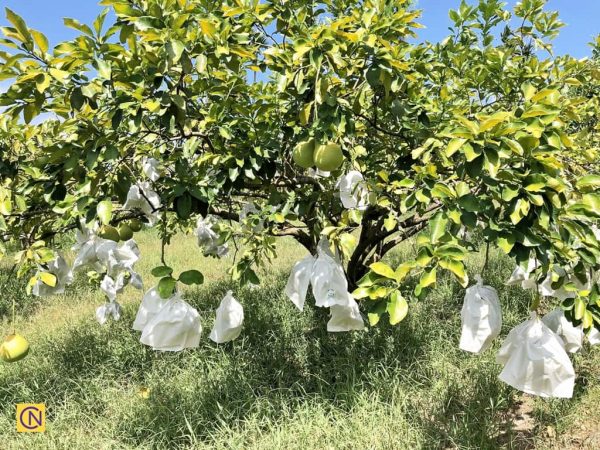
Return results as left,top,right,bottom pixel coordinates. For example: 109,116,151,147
1,0,600,330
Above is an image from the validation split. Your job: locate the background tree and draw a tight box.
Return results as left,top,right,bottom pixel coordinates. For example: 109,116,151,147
0,0,599,330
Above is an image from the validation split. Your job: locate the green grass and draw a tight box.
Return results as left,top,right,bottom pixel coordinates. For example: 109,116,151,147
0,231,598,449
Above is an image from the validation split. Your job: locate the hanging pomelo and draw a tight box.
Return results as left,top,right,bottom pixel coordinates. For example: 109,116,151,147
128,219,143,232
292,139,315,169
314,142,344,171
98,225,121,242
118,223,134,241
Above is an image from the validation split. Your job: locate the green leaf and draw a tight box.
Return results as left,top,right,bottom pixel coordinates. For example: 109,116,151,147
166,40,185,64
158,276,177,299
339,233,357,259
429,213,448,244
179,270,204,285
151,266,173,277
388,291,408,325
97,59,111,79
419,268,437,288
394,262,414,282
31,29,48,53
497,236,516,254
439,259,468,287
574,297,586,321
35,73,50,94
199,19,217,38
577,175,600,190
502,138,524,156
64,18,94,37
369,262,396,280
97,200,112,225
521,105,558,118
175,193,192,219
445,138,466,157
435,244,466,260
299,102,312,125
5,8,31,43
521,82,536,101
431,183,455,199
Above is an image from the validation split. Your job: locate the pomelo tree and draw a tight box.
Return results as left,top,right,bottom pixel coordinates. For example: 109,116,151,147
0,0,599,332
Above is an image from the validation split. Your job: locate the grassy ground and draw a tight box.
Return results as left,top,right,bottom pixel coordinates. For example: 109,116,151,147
0,230,598,449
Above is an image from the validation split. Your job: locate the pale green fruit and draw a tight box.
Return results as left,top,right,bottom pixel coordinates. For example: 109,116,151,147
98,225,121,242
118,224,134,241
292,139,315,169
314,142,344,172
0,334,30,363
128,219,143,232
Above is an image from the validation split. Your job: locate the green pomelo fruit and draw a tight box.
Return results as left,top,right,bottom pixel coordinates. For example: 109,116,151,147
99,225,121,242
119,224,134,241
314,142,344,172
293,139,315,169
128,219,143,232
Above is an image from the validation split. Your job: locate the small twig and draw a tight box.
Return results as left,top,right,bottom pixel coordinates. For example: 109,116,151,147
481,241,490,278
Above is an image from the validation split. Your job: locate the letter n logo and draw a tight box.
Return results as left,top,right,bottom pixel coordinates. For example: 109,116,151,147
16,404,46,433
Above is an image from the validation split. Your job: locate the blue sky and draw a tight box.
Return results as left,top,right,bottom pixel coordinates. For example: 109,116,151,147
0,0,597,57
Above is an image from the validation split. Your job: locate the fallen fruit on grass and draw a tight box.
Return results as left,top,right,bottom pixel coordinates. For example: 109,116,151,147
314,142,344,171
118,224,134,241
98,225,121,242
0,334,30,363
292,139,315,169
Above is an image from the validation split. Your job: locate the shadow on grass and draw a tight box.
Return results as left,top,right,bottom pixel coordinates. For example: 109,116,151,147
0,254,580,449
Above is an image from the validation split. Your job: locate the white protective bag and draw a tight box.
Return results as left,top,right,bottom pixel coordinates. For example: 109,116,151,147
496,312,575,398
209,291,244,343
132,287,170,331
539,268,590,301
140,295,201,351
327,294,365,332
506,258,537,290
32,255,73,297
142,157,161,181
310,239,349,308
284,254,316,311
338,171,369,210
459,275,502,353
588,327,600,346
195,217,228,257
542,308,583,353
72,221,109,272
96,301,122,325
123,181,161,225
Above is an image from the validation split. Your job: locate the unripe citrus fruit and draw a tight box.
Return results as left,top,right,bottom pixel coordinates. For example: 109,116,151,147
292,139,315,169
128,219,143,232
0,334,30,363
118,224,134,241
98,225,121,242
314,142,344,172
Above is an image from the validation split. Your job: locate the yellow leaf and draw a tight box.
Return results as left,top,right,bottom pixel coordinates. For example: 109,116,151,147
522,82,536,101
420,268,436,288
39,272,57,287
299,102,312,125
445,138,466,157
369,262,396,280
199,19,217,38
